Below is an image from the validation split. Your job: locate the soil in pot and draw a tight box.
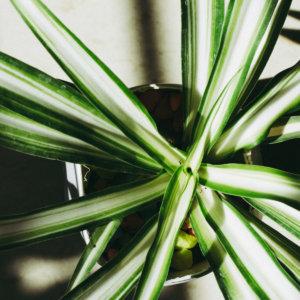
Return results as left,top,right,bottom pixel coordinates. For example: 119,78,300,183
82,86,206,273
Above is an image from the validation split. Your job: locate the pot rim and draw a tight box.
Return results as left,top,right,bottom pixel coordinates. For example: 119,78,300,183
64,83,213,286
64,82,263,286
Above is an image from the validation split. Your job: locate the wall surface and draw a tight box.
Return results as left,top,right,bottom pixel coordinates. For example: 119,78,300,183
0,1,300,299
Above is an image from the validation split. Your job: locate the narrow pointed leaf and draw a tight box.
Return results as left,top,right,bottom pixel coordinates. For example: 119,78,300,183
191,0,278,147
11,0,185,173
244,197,300,240
0,172,170,250
197,188,300,298
198,164,300,210
66,219,122,293
134,166,198,300
184,69,243,173
231,0,292,116
208,61,300,163
264,116,300,144
226,196,300,286
0,105,155,174
0,52,161,173
62,215,158,300
181,0,224,148
189,196,258,300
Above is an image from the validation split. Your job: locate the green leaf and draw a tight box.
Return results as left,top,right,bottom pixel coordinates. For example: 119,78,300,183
62,215,158,300
189,197,258,300
197,188,300,298
11,0,185,173
184,68,243,174
226,195,300,286
191,0,278,148
264,116,300,144
66,219,122,292
198,164,300,210
0,105,155,174
0,52,162,173
181,0,224,148
0,172,170,250
208,61,300,163
133,166,198,300
231,0,292,116
244,197,300,240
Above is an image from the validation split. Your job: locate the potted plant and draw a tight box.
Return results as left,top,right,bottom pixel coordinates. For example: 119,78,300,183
0,0,300,300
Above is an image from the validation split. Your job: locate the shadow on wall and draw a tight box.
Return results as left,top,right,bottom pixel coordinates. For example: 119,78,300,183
288,9,300,20
0,146,86,300
134,0,165,84
281,10,300,44
280,28,300,44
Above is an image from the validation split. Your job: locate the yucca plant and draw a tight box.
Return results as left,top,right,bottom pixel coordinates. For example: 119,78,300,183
0,0,300,299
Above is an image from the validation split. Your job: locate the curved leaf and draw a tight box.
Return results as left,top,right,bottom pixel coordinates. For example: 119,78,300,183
189,197,258,300
181,0,224,148
231,0,292,116
0,105,155,174
134,166,198,300
0,52,162,173
0,172,170,250
227,196,300,286
264,116,300,144
62,215,158,300
197,188,300,298
11,0,185,173
66,219,122,292
198,164,300,210
191,0,278,147
208,61,300,163
244,197,300,240
184,68,243,174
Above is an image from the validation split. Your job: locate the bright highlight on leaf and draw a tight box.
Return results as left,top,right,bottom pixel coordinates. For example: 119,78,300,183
62,215,158,300
11,0,185,173
208,61,300,163
189,197,258,299
133,166,198,300
182,0,224,148
0,52,162,174
227,195,300,286
264,116,300,144
244,197,300,240
197,189,300,298
66,219,122,292
0,173,170,250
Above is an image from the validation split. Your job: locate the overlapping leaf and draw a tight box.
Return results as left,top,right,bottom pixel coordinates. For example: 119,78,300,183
231,0,292,116
197,188,300,298
227,195,300,286
62,215,158,300
264,116,300,144
0,173,170,250
0,105,154,174
11,0,185,173
208,61,300,163
181,0,224,148
66,219,122,292
198,164,300,210
189,197,258,299
133,166,198,300
244,197,300,240
191,0,278,149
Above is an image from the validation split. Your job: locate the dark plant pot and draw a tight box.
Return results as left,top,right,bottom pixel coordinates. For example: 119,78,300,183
64,82,269,285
